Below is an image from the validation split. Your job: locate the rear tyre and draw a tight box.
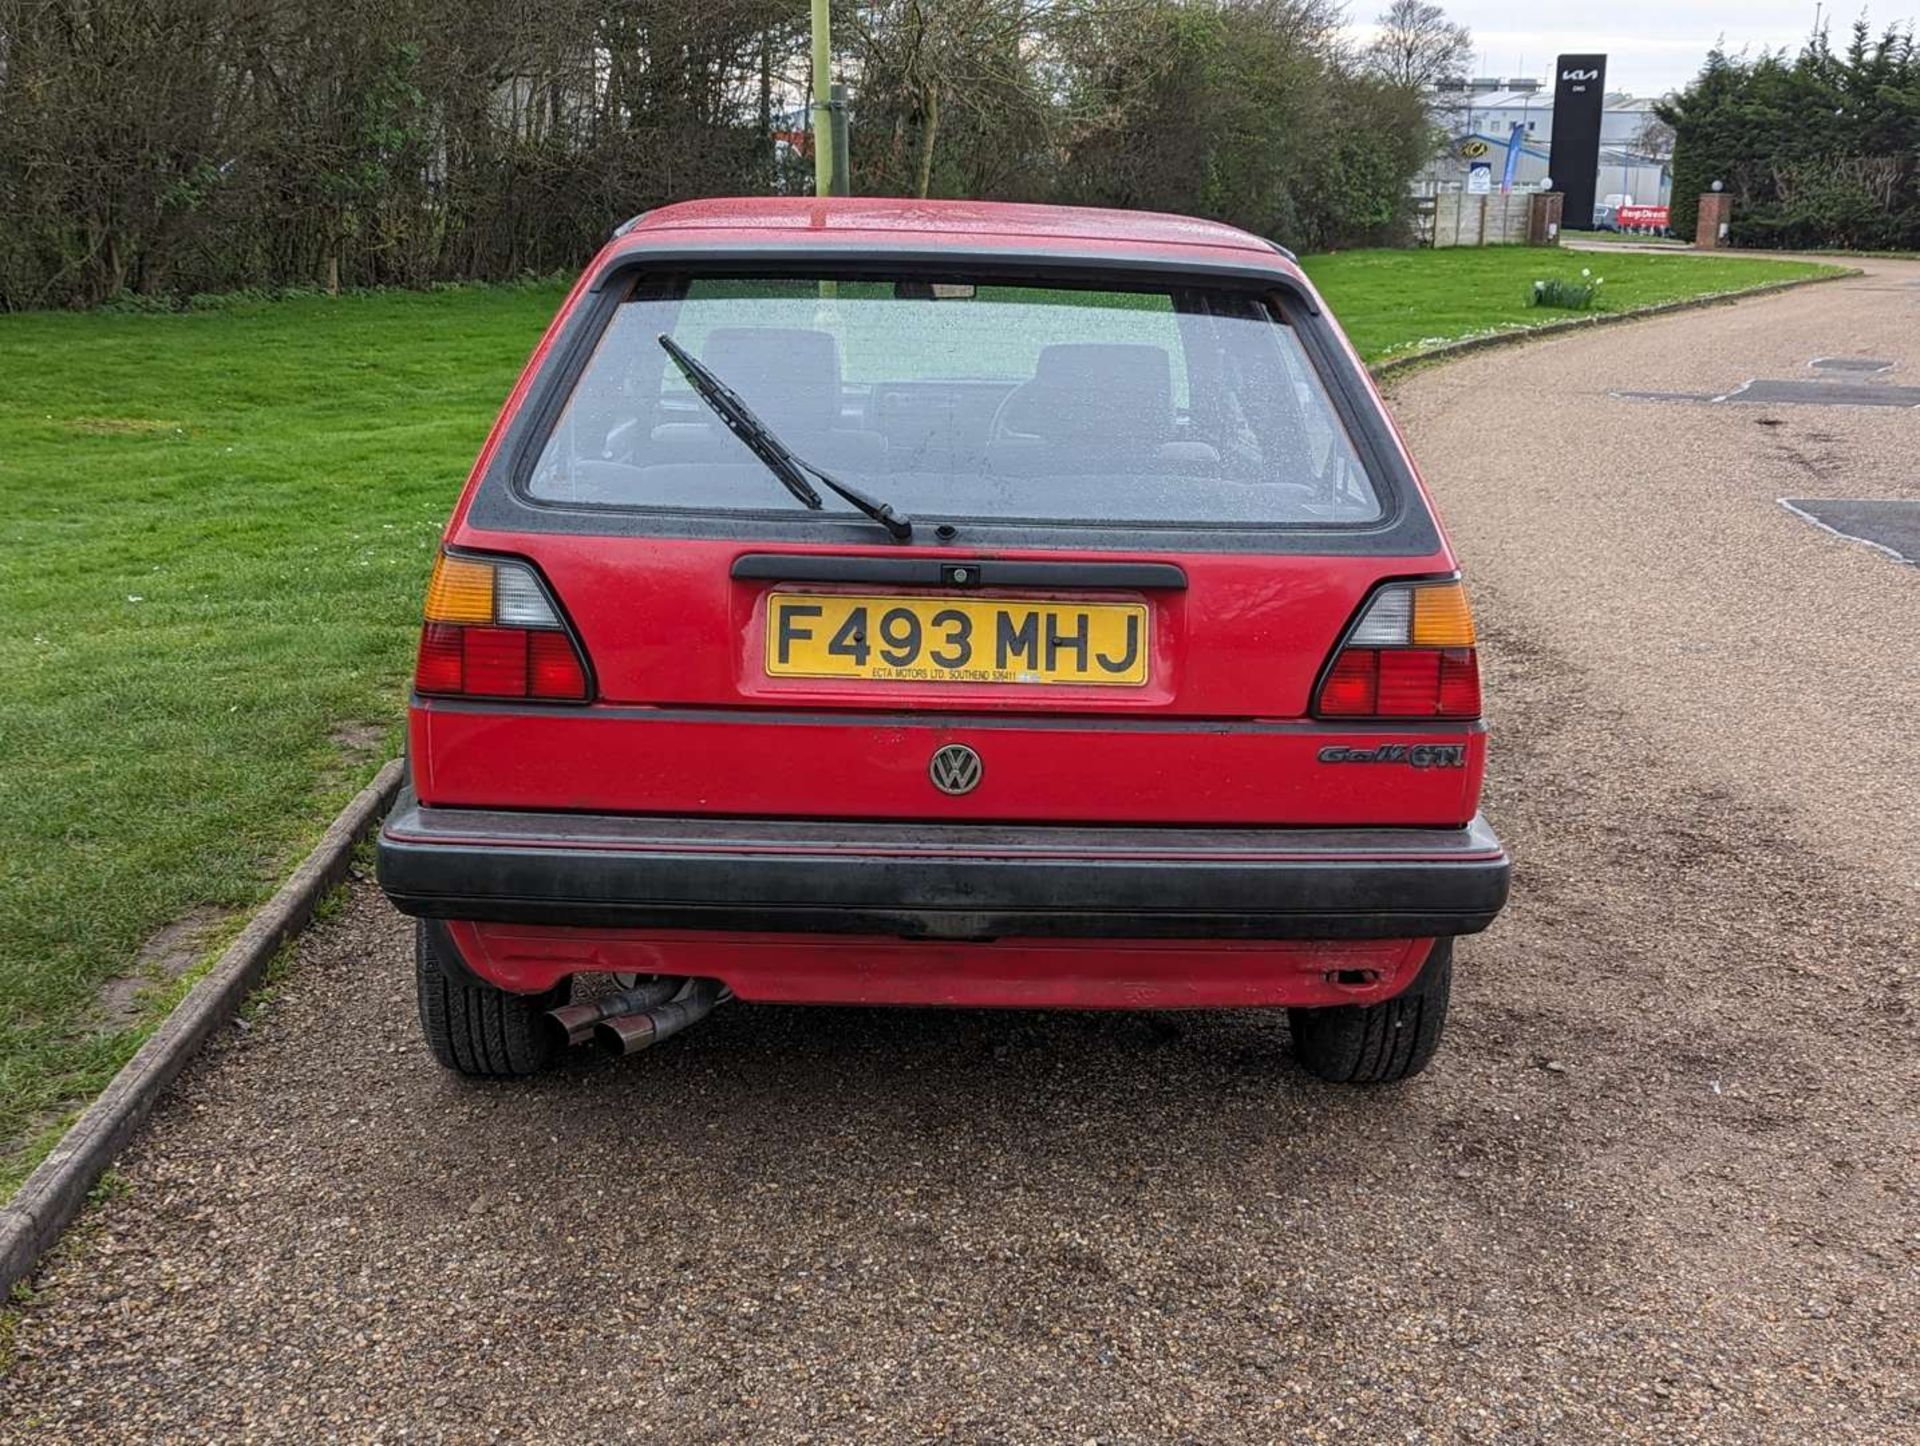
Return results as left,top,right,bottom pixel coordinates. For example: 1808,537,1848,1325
1288,940,1452,1084
415,920,567,1078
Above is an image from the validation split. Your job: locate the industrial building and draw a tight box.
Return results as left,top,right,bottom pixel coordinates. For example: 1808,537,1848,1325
1414,78,1673,223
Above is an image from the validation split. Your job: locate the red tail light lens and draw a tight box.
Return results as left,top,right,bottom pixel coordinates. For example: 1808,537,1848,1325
415,623,466,694
414,553,591,702
1318,649,1379,715
528,631,589,698
1437,647,1481,716
1315,582,1480,720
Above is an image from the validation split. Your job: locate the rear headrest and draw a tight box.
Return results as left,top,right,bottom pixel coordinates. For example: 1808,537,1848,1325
699,327,844,432
1000,343,1173,445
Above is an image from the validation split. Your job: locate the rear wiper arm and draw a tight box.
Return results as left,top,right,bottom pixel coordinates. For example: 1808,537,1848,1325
657,334,912,542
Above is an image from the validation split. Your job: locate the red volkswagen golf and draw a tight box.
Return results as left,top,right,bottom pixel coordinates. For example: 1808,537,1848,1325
376,198,1509,1084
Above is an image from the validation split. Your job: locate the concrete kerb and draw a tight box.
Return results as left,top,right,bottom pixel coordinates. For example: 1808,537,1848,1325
1369,267,1861,380
0,758,405,1298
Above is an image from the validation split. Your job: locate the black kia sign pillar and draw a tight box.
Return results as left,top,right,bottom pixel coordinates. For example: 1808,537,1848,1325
1548,54,1607,229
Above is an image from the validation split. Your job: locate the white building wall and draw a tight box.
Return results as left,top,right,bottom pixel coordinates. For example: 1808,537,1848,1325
1422,88,1672,212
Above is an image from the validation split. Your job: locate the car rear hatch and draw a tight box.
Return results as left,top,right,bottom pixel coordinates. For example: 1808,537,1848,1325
412,251,1483,829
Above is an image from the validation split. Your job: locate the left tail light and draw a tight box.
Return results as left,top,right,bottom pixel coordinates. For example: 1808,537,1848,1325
414,552,591,702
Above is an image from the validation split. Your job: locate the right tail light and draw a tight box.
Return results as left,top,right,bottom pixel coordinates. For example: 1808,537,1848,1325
1314,579,1480,719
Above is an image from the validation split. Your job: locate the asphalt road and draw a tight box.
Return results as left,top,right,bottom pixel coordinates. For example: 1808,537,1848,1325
4,261,1916,1443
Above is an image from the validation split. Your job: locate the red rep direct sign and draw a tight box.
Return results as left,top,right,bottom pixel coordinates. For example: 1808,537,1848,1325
1616,204,1670,230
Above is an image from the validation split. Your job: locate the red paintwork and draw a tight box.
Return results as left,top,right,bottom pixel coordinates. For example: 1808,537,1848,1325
411,531,1476,823
610,197,1294,250
502,537,1377,713
447,920,1432,1009
418,198,1483,1006
412,707,1482,826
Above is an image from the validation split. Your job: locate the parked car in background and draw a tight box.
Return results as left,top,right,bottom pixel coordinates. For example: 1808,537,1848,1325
376,198,1510,1086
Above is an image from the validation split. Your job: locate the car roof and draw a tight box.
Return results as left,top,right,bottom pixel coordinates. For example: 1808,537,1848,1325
613,197,1294,265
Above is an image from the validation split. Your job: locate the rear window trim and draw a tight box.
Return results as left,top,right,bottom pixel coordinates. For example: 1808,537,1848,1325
521,267,1380,530
471,245,1440,558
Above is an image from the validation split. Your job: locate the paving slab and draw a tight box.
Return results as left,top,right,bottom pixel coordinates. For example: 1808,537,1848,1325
1780,497,1920,564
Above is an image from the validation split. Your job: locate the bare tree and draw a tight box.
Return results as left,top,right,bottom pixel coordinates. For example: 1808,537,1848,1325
1364,0,1471,89
1631,111,1677,162
0,0,1444,308
849,0,1058,199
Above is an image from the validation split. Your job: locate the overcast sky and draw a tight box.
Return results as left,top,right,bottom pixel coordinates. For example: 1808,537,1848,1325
1350,1,1920,96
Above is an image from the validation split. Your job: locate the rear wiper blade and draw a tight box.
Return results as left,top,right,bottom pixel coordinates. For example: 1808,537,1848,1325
657,334,912,542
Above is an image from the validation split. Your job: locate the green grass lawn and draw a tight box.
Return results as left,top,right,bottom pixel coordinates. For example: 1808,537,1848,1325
1299,246,1839,361
0,245,1842,1196
0,284,568,1193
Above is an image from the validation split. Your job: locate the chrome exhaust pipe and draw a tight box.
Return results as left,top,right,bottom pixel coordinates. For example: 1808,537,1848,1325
544,979,682,1049
595,978,728,1057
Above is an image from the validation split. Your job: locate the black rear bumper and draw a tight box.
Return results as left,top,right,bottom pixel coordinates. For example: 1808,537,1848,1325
376,792,1510,942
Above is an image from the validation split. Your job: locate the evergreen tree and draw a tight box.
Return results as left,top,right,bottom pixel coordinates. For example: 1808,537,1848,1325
1660,25,1919,250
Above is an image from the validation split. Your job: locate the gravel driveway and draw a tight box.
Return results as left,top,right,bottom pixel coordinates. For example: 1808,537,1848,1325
4,261,1916,1443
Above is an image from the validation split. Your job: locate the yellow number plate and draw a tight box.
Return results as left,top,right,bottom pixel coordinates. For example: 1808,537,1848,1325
766,594,1149,686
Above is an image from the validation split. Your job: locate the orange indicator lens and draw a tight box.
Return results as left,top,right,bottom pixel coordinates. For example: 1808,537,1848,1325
1411,582,1475,648
424,554,495,624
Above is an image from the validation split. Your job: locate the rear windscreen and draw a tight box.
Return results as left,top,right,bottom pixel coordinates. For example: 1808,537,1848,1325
525,276,1383,528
